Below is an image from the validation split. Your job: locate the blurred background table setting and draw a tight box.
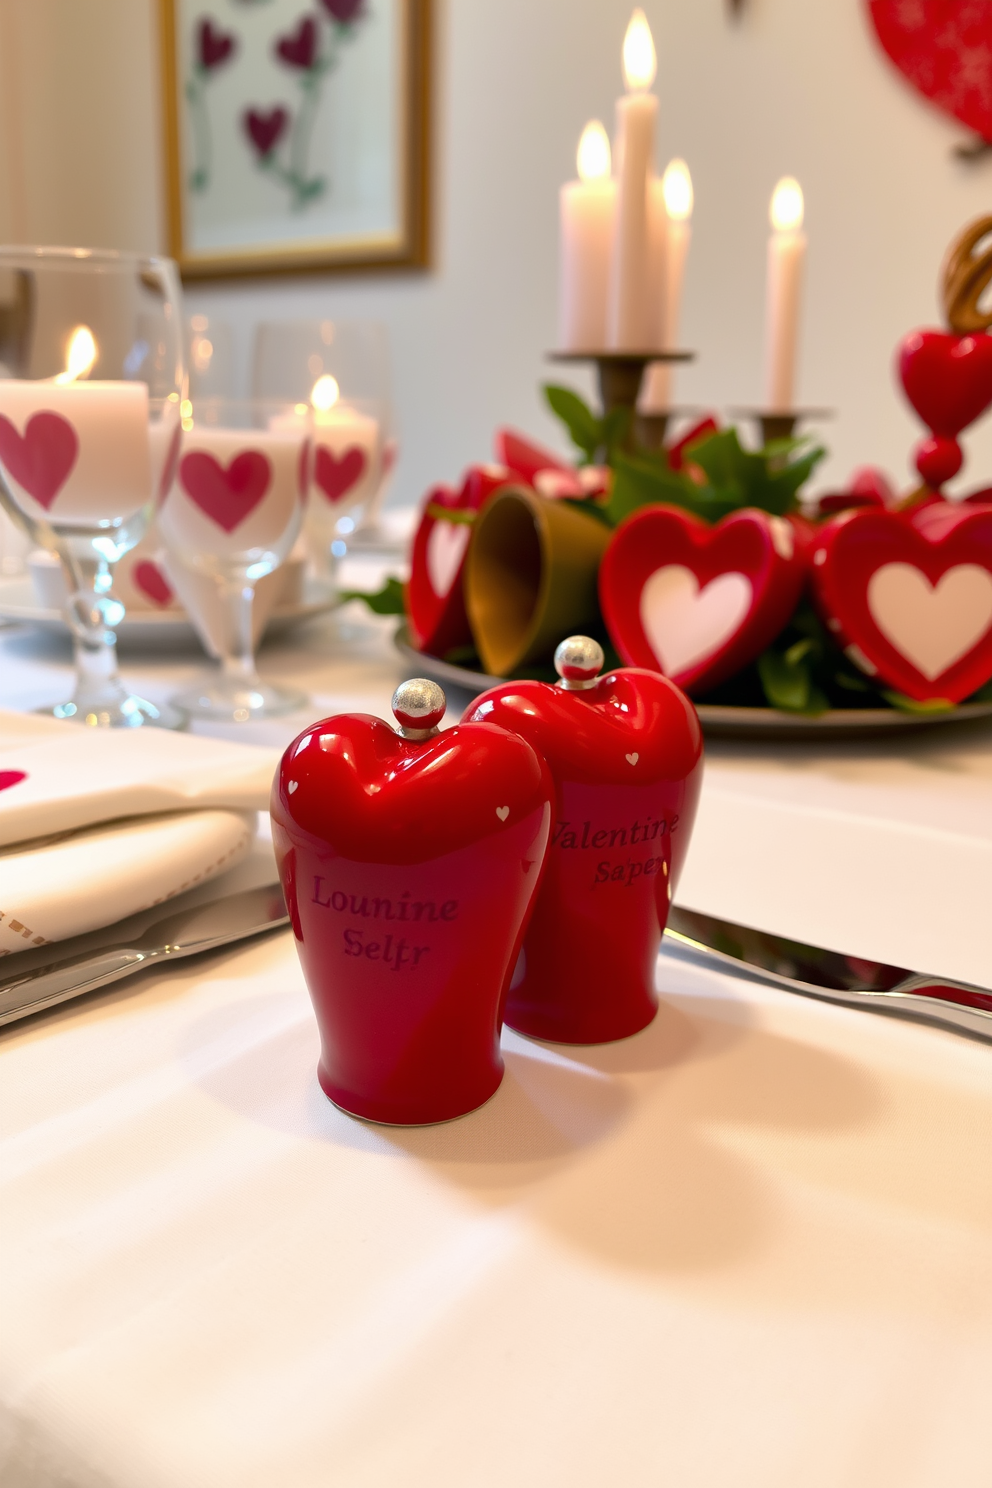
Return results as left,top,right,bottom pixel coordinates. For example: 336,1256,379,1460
1,1,992,1484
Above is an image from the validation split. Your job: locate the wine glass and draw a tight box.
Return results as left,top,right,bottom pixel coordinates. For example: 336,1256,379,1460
157,396,309,722
251,319,395,564
187,314,235,398
0,247,184,726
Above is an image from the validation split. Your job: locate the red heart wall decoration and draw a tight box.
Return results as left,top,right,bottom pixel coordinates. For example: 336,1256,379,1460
133,560,175,608
867,1,992,144
0,412,79,511
599,505,809,694
314,445,366,504
0,770,27,793
244,107,289,158
406,465,509,657
811,504,992,702
179,450,272,533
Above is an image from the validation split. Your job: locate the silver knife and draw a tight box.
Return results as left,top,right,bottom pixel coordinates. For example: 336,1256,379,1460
665,906,992,1042
0,881,289,1028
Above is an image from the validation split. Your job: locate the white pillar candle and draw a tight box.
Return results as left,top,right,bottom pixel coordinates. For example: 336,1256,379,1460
641,158,693,412
607,9,658,350
0,378,149,525
764,176,806,412
558,121,616,351
159,423,307,574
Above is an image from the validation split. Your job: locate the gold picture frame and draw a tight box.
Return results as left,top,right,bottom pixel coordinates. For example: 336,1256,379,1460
160,0,430,280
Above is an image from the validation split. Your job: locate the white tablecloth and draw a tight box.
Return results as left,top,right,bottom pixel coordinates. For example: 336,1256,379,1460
1,581,991,1486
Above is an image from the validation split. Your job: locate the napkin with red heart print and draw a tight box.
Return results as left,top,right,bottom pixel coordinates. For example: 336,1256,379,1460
0,714,279,954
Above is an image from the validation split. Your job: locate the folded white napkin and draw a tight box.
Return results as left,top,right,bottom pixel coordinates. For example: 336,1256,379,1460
0,809,255,954
0,711,279,848
0,712,281,951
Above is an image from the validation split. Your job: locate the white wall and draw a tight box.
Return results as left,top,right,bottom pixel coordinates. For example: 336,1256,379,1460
2,0,992,506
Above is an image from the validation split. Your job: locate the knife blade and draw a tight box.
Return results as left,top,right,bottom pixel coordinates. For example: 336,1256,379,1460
665,905,992,1042
0,881,289,1028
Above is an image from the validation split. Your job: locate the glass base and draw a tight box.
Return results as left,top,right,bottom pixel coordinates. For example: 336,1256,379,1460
41,695,185,729
171,677,306,722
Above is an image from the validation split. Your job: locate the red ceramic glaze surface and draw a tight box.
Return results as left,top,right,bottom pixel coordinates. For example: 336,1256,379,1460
599,504,808,695
867,1,992,143
271,714,553,1124
667,416,719,473
899,329,992,487
494,428,609,500
465,670,703,1044
815,466,895,517
811,505,992,702
405,465,509,657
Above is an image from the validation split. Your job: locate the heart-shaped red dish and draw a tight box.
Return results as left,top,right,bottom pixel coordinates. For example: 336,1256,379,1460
406,465,509,657
599,505,809,695
811,503,992,702
867,1,992,143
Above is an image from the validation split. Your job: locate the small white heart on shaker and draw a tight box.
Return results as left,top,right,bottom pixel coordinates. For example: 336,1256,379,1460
625,753,639,766
496,805,509,821
288,780,298,794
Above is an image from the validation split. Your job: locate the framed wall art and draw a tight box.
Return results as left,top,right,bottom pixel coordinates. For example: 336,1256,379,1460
160,0,430,279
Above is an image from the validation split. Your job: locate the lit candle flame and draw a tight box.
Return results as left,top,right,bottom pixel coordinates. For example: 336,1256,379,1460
770,176,804,233
577,121,611,183
622,9,657,93
311,374,340,412
55,325,97,383
662,158,693,222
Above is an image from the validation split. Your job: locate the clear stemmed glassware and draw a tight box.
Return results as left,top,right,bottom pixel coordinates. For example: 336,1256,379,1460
0,247,185,726
158,396,309,722
251,319,395,564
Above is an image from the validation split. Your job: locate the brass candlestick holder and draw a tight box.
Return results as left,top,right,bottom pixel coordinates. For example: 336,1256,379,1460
730,407,833,445
549,350,695,419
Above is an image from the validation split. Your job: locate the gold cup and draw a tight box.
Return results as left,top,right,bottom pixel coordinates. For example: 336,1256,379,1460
464,485,611,676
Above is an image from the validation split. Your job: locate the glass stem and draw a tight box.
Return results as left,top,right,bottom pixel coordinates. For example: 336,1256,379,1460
63,552,129,716
220,576,260,687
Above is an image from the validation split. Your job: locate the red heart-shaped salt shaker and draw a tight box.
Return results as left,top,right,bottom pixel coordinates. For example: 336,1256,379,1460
599,505,809,695
867,1,992,143
406,464,509,657
465,637,703,1044
811,504,992,702
271,679,553,1124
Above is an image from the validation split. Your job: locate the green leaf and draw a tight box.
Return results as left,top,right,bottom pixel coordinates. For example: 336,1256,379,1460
543,384,602,462
880,690,956,714
338,575,405,616
758,647,811,712
601,405,632,459
426,503,476,525
606,451,701,526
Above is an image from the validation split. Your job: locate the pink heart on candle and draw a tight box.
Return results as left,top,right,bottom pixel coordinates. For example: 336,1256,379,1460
179,450,272,532
314,445,366,504
0,770,27,793
0,412,79,510
133,560,174,607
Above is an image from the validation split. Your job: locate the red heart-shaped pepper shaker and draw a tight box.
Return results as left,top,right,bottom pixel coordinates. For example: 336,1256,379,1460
271,678,554,1123
465,637,704,1044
